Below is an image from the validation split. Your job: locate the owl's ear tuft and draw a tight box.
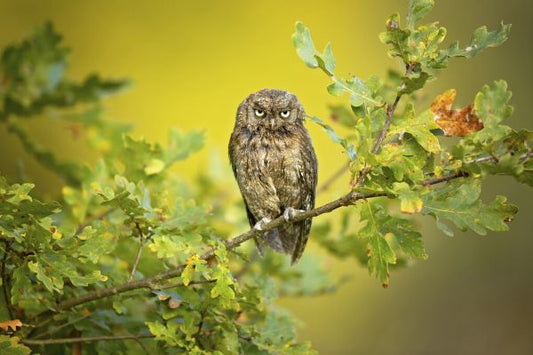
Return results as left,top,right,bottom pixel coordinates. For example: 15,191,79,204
297,106,306,122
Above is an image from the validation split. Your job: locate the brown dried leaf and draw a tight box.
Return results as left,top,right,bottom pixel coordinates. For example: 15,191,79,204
431,89,484,136
0,319,22,332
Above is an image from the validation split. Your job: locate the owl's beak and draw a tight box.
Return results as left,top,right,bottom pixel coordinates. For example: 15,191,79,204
270,119,275,130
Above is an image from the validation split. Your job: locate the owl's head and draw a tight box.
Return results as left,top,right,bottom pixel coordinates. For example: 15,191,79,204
236,89,305,131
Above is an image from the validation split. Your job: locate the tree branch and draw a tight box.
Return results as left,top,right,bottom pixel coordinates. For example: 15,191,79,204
30,170,473,323
22,334,154,346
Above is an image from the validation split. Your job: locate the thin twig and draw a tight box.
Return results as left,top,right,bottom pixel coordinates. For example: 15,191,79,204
469,151,533,164
422,171,469,186
353,92,402,187
372,95,401,155
22,334,155,346
32,313,92,339
129,222,145,282
318,162,350,193
153,279,216,291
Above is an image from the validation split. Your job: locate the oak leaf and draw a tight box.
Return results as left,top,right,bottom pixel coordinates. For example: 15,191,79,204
0,319,22,332
431,89,484,136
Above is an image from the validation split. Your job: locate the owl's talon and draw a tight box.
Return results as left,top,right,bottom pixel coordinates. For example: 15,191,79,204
283,207,305,222
253,217,271,231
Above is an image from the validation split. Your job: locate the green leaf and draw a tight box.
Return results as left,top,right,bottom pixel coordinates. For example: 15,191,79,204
327,81,344,97
422,179,518,236
146,321,181,347
367,233,396,287
348,77,376,107
209,246,236,308
316,42,336,76
0,336,31,355
292,22,318,69
467,80,513,143
389,103,441,153
29,253,102,293
400,72,430,95
292,22,336,75
100,189,140,212
165,128,205,166
379,13,410,62
210,275,235,307
77,228,116,263
359,202,397,286
379,215,428,259
444,22,511,59
474,80,513,126
28,260,55,292
407,0,435,29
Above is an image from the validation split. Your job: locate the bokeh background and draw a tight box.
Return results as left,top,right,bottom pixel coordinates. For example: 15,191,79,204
0,0,532,353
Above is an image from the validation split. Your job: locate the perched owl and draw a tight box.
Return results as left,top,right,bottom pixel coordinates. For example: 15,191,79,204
228,89,318,264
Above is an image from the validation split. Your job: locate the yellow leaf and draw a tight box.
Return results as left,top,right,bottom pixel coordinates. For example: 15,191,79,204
144,159,165,175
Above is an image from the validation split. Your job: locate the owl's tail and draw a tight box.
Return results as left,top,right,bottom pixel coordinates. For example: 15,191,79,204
255,220,311,264
255,229,284,257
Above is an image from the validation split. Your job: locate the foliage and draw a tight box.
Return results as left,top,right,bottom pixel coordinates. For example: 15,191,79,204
0,1,530,353
293,0,529,290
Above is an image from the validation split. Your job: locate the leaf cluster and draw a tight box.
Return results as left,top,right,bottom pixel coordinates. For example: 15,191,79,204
293,0,529,286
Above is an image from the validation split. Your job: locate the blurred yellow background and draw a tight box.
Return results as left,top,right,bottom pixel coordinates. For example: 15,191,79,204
0,0,532,353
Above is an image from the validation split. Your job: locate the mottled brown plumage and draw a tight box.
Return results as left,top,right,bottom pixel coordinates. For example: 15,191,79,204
228,89,318,264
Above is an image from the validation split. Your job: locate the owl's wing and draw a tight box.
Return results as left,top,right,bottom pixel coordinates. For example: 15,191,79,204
290,132,318,264
241,198,264,256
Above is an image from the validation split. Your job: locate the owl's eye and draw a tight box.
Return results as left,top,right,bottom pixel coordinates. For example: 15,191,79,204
280,110,291,118
254,109,265,117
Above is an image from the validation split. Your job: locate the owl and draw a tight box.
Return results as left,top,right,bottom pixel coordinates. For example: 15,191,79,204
228,89,318,264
